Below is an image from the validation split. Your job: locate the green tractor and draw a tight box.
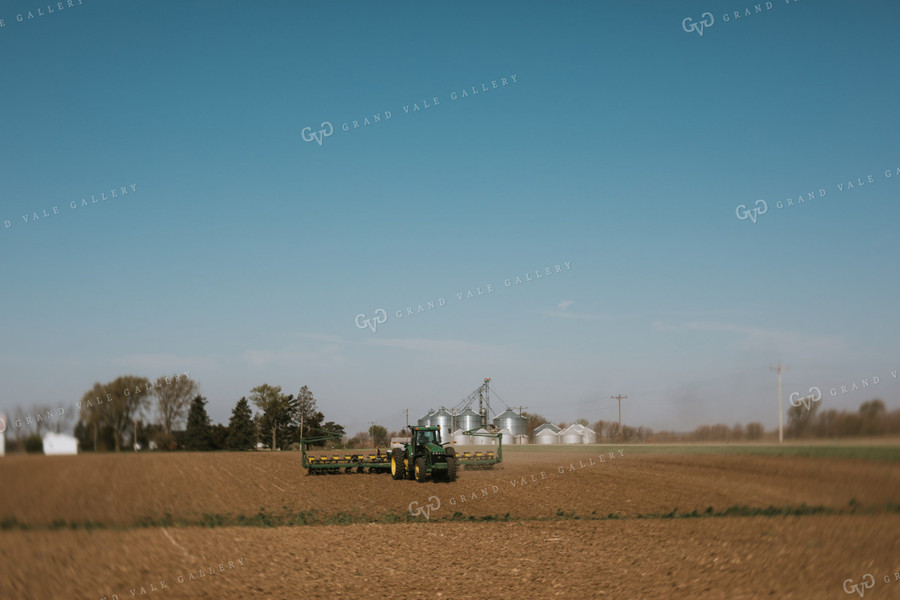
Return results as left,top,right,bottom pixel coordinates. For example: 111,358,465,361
391,425,457,483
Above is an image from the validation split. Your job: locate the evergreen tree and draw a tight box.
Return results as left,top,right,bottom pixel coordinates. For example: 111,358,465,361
185,395,213,450
210,424,229,450
226,397,256,451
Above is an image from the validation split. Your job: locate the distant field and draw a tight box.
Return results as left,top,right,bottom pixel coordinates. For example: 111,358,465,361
503,441,900,461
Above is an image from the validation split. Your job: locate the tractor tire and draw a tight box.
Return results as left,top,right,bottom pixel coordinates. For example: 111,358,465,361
391,448,406,480
437,448,456,482
446,456,458,482
414,457,427,483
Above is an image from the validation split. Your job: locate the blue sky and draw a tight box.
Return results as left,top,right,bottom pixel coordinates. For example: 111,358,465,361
1,0,898,437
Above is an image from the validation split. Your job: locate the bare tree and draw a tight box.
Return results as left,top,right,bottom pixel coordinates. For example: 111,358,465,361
11,405,31,449
78,376,151,451
746,422,764,440
151,373,199,435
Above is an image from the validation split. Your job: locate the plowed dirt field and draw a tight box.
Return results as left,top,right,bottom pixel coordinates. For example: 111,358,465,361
2,447,898,599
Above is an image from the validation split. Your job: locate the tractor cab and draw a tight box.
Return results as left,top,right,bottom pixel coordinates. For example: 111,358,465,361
415,428,440,448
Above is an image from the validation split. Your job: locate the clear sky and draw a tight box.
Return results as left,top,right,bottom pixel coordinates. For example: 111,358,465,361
1,0,898,437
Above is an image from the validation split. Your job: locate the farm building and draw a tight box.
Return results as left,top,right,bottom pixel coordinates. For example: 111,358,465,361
0,413,6,456
42,432,78,455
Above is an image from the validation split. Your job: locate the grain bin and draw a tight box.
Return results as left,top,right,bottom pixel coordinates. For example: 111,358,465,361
559,424,586,444
534,428,559,445
493,409,526,438
432,408,453,440
470,427,493,445
451,429,471,445
498,428,514,446
581,426,597,444
456,408,482,433
417,409,435,427
533,423,560,435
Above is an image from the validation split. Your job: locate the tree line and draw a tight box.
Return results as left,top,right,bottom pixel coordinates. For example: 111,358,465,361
520,398,898,443
4,375,346,453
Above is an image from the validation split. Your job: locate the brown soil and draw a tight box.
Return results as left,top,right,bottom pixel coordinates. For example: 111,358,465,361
2,449,898,524
1,449,899,599
1,517,898,599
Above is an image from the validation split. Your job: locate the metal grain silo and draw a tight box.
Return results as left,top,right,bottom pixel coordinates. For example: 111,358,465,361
432,408,453,441
498,428,514,446
493,409,526,438
560,424,585,444
471,427,492,445
417,409,435,427
534,428,559,445
456,408,481,433
582,426,597,444
451,429,470,445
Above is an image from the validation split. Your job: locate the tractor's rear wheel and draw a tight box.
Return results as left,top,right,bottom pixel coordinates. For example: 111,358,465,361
438,448,456,482
414,457,427,483
446,456,458,482
391,449,406,480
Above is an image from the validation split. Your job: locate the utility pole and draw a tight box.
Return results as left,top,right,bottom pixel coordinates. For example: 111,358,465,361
515,405,528,416
771,362,788,443
611,395,628,439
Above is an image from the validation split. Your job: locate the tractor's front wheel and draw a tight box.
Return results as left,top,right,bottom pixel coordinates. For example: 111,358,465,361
391,448,406,480
414,457,427,483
